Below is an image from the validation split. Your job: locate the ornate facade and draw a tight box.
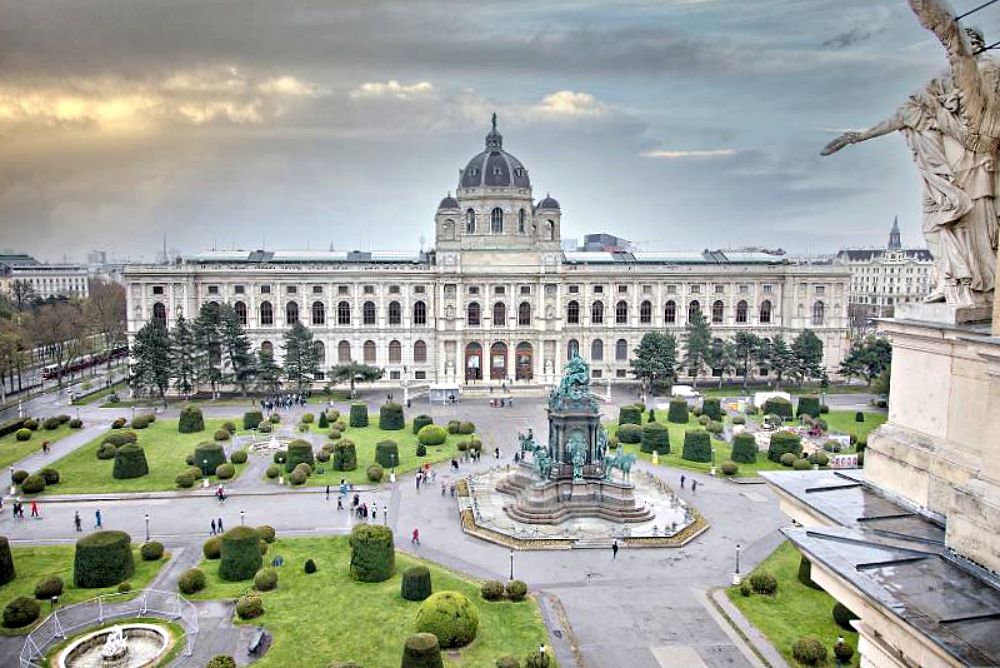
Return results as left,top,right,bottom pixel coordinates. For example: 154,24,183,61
124,120,850,387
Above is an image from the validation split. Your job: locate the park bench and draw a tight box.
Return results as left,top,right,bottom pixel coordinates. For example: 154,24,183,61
248,627,267,655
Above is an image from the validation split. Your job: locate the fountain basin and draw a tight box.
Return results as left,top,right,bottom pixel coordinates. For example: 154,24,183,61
56,623,171,668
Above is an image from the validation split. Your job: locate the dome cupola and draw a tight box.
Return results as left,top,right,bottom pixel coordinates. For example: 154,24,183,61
537,194,560,210
459,114,531,189
437,192,459,210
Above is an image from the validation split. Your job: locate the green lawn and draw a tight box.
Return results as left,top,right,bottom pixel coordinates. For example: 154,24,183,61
726,541,860,667
824,411,886,442
0,423,78,471
38,418,248,495
73,380,127,406
190,535,553,667
0,544,169,635
697,384,875,398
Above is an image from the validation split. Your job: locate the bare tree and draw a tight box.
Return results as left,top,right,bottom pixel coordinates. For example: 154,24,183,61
26,302,87,387
86,279,126,369
0,320,27,404
10,280,35,311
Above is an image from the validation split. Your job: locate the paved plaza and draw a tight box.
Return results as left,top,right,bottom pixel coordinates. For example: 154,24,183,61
0,388,790,667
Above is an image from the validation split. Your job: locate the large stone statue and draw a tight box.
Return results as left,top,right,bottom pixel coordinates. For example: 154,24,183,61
822,0,999,310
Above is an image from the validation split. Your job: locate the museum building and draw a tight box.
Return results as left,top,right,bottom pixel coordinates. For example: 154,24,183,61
124,120,850,387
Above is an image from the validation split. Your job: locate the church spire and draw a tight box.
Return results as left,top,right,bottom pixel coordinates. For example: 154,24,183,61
485,112,503,150
888,216,902,250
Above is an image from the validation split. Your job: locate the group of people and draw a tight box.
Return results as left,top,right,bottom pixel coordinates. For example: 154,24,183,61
209,517,226,535
414,464,436,491
256,392,310,412
351,493,380,522
9,499,38,519
488,397,513,408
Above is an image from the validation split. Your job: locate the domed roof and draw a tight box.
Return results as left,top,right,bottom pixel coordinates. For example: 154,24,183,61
459,114,531,190
437,193,459,210
537,194,560,210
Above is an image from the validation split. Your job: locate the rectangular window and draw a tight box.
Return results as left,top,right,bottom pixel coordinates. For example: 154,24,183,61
494,286,506,295
152,286,164,295
545,284,557,296
260,285,271,294
593,286,604,294
739,284,749,294
415,371,426,380
444,284,457,296
363,285,374,295
234,285,245,295
616,369,627,378
312,285,323,294
714,285,724,294
519,286,531,295
389,285,401,294
666,285,677,294
816,285,826,295
690,285,701,294
390,370,401,380
286,285,297,294
642,285,652,294
338,285,349,295
763,284,773,294
592,369,602,378
618,285,628,294
468,286,480,295
207,285,219,295
569,285,580,294
414,286,426,294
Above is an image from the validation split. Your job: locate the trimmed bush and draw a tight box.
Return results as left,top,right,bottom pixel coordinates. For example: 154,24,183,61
304,558,317,574
415,591,479,648
219,526,263,582
0,538,14,586
269,413,281,423
349,524,394,582
265,465,280,480
178,406,205,433
194,442,227,474
640,422,670,455
832,602,859,631
797,555,822,590
235,593,264,620
797,395,821,418
15,428,31,441
272,450,287,464
446,420,460,435
12,470,28,485
74,531,134,588
130,415,151,429
731,433,758,464
230,449,248,465
39,468,60,485
413,414,434,434
732,415,746,425
285,439,315,472
481,580,505,601
69,418,83,428
349,402,369,428
21,475,45,494
111,417,126,429
702,398,722,421
215,463,236,480
140,541,165,561
767,430,802,462
833,641,855,663
855,411,865,423
808,450,830,467
23,418,38,430
98,445,117,459
3,597,40,628
257,421,272,434
104,431,138,447
206,656,237,668
316,449,331,463
34,575,63,599
748,571,777,595
289,469,307,485
375,440,399,468
505,579,527,602
367,463,384,482
792,636,827,666
780,452,797,467
681,430,712,463
617,424,642,445
402,565,432,601
667,399,689,424
318,412,329,429
301,412,315,424
401,633,444,668
253,567,278,591
496,658,521,668
762,397,792,420
525,652,552,668
706,420,724,435
113,443,149,480
202,537,222,559
458,421,476,435
418,424,447,446
43,416,61,430
175,473,195,488
416,443,427,457
793,458,812,470
328,429,342,441
720,460,739,476
243,411,264,430
698,415,710,427
618,405,643,426
257,525,276,543
213,428,231,442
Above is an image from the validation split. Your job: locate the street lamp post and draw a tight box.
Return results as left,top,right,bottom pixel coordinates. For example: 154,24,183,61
202,459,210,487
8,466,13,495
144,513,150,542
732,543,742,586
538,645,546,667
509,548,514,581
240,510,245,526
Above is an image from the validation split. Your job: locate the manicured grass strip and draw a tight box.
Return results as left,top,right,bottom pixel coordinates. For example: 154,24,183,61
823,411,886,442
726,541,860,666
191,535,553,667
0,424,77,471
0,544,170,636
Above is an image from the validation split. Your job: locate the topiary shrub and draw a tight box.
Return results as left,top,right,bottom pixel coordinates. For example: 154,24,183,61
375,440,399,468
265,465,280,479
418,425,447,446
215,463,236,480
230,449,248,465
213,428,231,442
415,591,479,648
98,444,117,461
402,565,432,601
206,656,237,668
69,418,83,428
111,417,126,429
3,596,40,628
219,526,263,581
253,567,278,591
257,421,272,434
104,431,138,447
505,579,527,602
328,429,342,441
43,416,61,430
34,575,63,599
175,473,195,488
458,421,476,435
178,406,205,433
304,558,317,574
272,450,287,464
318,412,329,429
793,458,812,470
130,415,151,429
855,411,865,423
698,415,711,427
366,464,384,482
640,422,670,454
496,657,521,668
808,450,830,467
0,537,14,586
349,403,369,428
252,526,274,545
74,531,134,588
791,636,827,666
617,424,642,445
316,449,331,463
797,555,823,590
301,412,314,424
748,571,777,595
203,537,222,559
413,414,434,434
447,420,460,435
289,469,307,485
113,443,149,480
401,632,444,668
194,442,227,474
706,420,724,435
732,415,746,425
832,602,859,631
778,452,796,467
767,430,802,462
618,405,643,426
349,524,394,582
243,411,264,430
39,468,59,485
416,443,427,457
702,398,722,421
235,593,264,620
481,579,505,601
269,413,281,424
681,430,712,463
731,433,758,464
720,460,739,476
667,399,689,424
285,439,315,472
23,418,38,430
12,470,28,485
763,396,792,420
524,651,552,668
140,541,164,561
15,428,31,441
796,395,821,418
833,641,855,663
20,475,45,494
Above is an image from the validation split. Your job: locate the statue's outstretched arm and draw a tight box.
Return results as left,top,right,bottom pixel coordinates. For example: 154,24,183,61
821,113,905,156
908,0,984,114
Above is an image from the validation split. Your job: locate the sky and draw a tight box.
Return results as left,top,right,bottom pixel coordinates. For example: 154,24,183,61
1,0,996,262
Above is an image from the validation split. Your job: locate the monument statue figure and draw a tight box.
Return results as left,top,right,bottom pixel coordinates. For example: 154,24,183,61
822,0,999,309
568,432,586,480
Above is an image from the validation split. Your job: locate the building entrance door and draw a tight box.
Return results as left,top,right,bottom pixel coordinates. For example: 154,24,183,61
465,342,482,382
490,342,508,381
515,342,533,381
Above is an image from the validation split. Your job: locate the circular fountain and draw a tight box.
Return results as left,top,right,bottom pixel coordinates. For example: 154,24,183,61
56,623,171,668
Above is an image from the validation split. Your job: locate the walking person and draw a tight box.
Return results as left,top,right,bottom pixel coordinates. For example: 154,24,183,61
691,479,698,493
325,485,330,501
210,519,217,536
680,474,686,489
74,511,82,532
337,496,344,510
612,540,619,560
217,517,224,532
95,509,102,528
411,528,420,546
30,500,38,518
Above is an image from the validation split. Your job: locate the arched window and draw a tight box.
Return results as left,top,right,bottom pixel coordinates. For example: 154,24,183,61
688,300,700,322
736,300,749,324
363,301,376,325
615,300,628,324
712,300,724,324
546,220,555,241
518,209,526,233
337,301,351,325
413,300,427,325
664,300,676,324
640,300,652,324
152,302,167,327
313,340,326,365
443,220,455,240
567,339,580,359
338,340,351,362
518,302,531,326
490,207,503,234
812,301,825,326
591,339,604,361
567,300,580,324
493,302,506,327
616,338,628,361
467,302,481,326
388,301,401,325
261,340,273,353
234,301,247,326
591,301,604,324
465,209,476,233
286,301,299,325
760,300,773,324
312,301,326,326
413,340,427,363
363,340,376,363
260,301,273,325
389,340,401,363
